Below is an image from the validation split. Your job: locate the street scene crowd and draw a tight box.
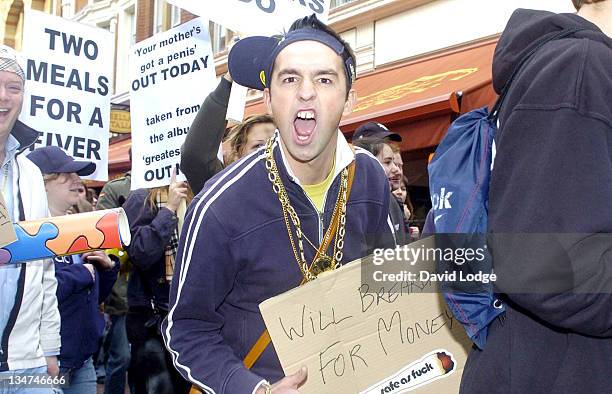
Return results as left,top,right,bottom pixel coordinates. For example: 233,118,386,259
0,0,610,393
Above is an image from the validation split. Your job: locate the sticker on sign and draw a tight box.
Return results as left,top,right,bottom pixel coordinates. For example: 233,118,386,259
361,350,457,393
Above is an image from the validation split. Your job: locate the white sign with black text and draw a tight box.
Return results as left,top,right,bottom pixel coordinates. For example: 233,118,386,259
20,10,114,181
129,18,216,190
166,0,331,36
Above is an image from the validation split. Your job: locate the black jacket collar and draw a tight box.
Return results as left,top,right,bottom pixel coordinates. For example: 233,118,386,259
10,120,39,155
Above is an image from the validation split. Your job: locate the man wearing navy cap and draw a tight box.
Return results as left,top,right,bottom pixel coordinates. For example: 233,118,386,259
28,145,96,175
352,121,402,142
27,146,97,216
28,145,119,393
163,15,394,394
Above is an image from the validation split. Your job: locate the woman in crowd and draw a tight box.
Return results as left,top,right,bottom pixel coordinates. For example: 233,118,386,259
28,146,119,394
122,173,192,394
70,182,94,214
180,72,275,194
353,137,407,245
392,176,413,222
392,176,420,241
223,113,275,164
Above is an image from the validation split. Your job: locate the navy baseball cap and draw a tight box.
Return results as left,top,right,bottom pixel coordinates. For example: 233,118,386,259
28,146,96,176
352,122,402,142
228,15,356,91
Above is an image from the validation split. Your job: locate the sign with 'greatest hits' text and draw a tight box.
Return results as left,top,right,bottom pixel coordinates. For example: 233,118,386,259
20,10,113,181
166,0,331,36
129,18,216,189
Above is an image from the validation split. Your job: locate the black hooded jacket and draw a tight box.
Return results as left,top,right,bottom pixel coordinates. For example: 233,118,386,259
461,9,612,393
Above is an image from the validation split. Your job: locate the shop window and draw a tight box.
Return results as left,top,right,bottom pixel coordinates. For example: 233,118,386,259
331,0,357,8
127,7,136,46
210,22,229,54
170,5,181,27
153,0,167,33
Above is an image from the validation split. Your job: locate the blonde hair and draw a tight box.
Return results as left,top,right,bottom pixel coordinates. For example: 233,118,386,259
224,114,274,164
42,173,61,184
145,185,194,209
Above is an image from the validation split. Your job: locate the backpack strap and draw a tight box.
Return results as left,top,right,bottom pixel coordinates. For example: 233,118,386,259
489,27,587,121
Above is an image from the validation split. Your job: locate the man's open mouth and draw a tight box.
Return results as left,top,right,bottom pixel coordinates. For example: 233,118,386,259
293,109,317,144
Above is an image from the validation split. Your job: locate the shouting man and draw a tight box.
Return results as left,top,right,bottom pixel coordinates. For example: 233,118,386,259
162,15,393,394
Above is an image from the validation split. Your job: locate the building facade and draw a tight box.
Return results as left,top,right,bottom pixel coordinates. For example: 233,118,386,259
2,0,576,214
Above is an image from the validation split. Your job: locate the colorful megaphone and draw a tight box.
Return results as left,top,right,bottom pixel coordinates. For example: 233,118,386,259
0,208,131,266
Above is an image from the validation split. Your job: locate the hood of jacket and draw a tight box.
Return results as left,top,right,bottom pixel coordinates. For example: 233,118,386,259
10,120,39,155
492,8,610,94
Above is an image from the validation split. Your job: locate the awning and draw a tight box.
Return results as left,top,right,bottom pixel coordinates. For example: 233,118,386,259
107,136,131,180
85,136,131,187
244,39,498,152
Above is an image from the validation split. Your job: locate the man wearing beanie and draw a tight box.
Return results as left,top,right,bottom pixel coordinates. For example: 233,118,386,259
0,44,62,393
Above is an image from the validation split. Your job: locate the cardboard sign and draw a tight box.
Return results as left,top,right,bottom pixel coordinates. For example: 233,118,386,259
20,10,114,181
129,18,216,189
0,193,17,249
259,239,471,393
166,0,331,36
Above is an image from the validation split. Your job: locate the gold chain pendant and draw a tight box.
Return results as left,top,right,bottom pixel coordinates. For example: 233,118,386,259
310,254,335,277
264,134,349,282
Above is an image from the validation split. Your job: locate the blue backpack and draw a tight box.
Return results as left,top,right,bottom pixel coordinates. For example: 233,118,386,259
427,28,584,349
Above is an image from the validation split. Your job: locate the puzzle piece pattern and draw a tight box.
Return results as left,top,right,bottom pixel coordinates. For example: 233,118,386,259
0,248,12,266
97,212,121,249
1,222,59,264
46,212,109,255
0,210,123,265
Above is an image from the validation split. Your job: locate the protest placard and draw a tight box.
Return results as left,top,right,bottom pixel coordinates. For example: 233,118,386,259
19,10,113,181
129,18,216,189
260,238,471,393
0,193,17,249
166,0,331,36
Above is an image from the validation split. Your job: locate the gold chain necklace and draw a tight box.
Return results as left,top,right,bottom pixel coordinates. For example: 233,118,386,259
265,136,348,282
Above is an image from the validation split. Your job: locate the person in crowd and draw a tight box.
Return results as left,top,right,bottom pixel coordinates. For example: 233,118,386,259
0,44,61,393
71,182,94,214
223,113,275,165
460,1,612,393
162,15,393,394
180,72,275,194
353,137,407,245
392,176,412,223
389,144,403,191
351,121,404,190
122,173,192,394
96,166,133,394
27,146,119,394
392,176,419,241
86,188,98,207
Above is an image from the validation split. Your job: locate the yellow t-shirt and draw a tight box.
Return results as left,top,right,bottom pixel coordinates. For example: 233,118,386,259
302,160,336,213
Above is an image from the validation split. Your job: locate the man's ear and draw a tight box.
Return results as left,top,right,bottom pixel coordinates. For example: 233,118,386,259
263,88,273,115
343,89,356,116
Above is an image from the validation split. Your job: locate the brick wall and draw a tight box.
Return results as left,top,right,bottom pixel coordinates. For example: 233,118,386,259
180,9,197,24
136,0,153,43
75,0,88,14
